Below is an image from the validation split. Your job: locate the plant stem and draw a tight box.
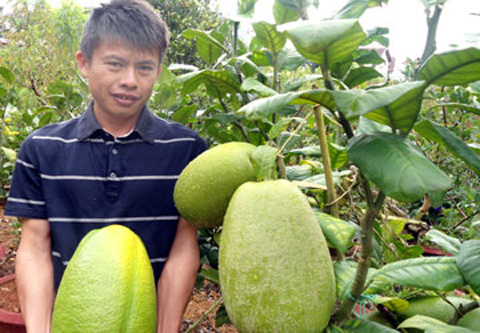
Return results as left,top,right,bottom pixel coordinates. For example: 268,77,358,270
313,105,339,218
335,190,386,321
418,4,444,69
185,296,224,333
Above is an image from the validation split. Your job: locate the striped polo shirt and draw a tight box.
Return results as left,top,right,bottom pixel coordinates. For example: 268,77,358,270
5,102,207,289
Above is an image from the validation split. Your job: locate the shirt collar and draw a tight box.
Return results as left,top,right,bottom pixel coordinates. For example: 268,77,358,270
76,101,156,144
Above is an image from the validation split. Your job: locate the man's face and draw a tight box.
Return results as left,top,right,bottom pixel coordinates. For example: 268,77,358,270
77,41,161,122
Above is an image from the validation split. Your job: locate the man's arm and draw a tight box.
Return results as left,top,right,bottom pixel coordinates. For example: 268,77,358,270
15,218,54,333
156,217,200,333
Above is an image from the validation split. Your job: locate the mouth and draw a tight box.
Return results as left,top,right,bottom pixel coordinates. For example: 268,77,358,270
112,93,140,106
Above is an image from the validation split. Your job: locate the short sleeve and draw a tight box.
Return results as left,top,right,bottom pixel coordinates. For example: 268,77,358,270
5,136,47,219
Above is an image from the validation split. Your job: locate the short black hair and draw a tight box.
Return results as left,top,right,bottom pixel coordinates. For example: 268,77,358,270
80,0,169,63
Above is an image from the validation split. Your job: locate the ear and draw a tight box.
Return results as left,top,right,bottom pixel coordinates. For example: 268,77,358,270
76,51,90,78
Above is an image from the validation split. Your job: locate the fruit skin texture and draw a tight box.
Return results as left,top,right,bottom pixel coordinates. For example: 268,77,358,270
174,142,256,228
219,180,336,333
458,308,480,329
51,225,157,333
398,296,470,323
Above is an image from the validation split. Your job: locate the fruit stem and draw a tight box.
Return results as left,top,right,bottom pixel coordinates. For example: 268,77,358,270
185,296,224,333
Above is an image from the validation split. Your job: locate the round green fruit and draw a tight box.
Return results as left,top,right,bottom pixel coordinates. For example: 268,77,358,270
398,296,470,323
219,180,336,332
458,308,480,329
51,225,157,333
174,142,256,228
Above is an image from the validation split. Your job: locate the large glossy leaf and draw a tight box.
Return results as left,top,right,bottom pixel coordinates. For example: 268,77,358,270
178,69,241,99
457,240,480,295
344,66,383,88
252,22,286,55
399,315,475,333
278,19,366,66
273,0,299,24
370,257,465,292
277,49,306,71
414,119,480,176
329,142,349,169
182,29,227,64
334,0,389,19
238,90,336,119
334,260,379,299
341,319,399,332
417,47,480,86
251,145,278,181
428,102,480,116
347,133,452,206
228,54,266,78
241,77,277,97
424,229,461,256
315,212,358,254
337,81,427,134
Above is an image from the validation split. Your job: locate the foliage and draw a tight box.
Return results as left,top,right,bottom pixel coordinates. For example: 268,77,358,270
149,0,224,66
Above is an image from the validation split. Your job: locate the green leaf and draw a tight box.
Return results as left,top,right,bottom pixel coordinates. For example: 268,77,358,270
344,66,383,88
424,229,461,256
268,118,294,139
334,260,378,299
182,29,227,64
0,67,15,85
199,267,219,284
238,90,336,120
428,102,480,116
334,0,389,19
337,81,427,134
315,212,357,254
278,19,366,66
417,47,480,86
178,70,241,99
284,74,322,92
252,22,286,55
273,0,299,24
373,296,409,313
329,142,349,170
237,0,257,17
1,147,17,162
153,85,177,108
228,54,266,78
457,240,480,295
354,49,385,65
341,319,399,332
356,116,391,135
215,304,232,326
277,49,306,71
251,145,278,181
171,105,197,125
414,119,480,176
399,315,476,332
370,257,465,292
241,77,277,97
347,133,452,206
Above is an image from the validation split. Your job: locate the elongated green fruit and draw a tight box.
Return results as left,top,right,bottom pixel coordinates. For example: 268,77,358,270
174,142,256,228
51,225,157,333
220,180,336,332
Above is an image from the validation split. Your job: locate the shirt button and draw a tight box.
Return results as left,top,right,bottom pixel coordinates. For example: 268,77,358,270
109,172,117,178
112,148,118,155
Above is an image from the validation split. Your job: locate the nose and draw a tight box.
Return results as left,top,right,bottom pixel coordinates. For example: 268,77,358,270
119,66,138,89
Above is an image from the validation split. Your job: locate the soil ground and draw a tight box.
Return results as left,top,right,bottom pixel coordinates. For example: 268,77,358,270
0,205,237,332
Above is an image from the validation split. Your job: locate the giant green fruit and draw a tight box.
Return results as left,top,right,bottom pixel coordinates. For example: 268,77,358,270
51,225,157,333
219,180,336,332
458,308,480,329
174,142,256,228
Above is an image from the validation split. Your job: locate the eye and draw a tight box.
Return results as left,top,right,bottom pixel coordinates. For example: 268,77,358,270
107,62,122,69
139,65,154,72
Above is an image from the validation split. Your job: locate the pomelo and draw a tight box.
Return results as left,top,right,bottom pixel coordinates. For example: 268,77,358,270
219,179,336,332
51,225,157,333
457,307,480,330
174,141,256,228
398,296,471,323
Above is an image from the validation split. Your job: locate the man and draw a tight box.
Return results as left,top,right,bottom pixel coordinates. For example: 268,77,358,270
5,1,207,332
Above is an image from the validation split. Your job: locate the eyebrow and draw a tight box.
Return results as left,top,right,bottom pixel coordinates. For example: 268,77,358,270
102,55,156,66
